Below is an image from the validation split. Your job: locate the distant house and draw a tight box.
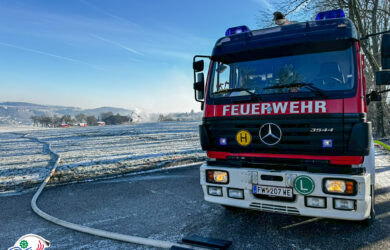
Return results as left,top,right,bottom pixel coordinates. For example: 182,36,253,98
97,121,106,126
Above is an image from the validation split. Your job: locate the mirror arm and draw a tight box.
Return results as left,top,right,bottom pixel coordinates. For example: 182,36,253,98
376,88,390,94
193,55,211,61
360,30,390,41
366,88,390,105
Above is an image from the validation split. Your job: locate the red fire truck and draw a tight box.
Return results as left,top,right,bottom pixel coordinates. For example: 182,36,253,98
193,9,390,224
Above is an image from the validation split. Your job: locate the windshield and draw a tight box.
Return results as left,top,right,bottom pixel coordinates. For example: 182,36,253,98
209,47,355,99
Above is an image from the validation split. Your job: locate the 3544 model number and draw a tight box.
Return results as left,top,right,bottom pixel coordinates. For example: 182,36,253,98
310,128,334,132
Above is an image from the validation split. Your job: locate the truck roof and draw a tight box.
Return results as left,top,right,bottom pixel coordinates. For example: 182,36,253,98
212,18,358,62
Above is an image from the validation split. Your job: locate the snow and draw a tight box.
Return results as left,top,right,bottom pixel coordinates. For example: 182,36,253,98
0,132,51,192
0,125,50,133
2,121,389,195
0,121,205,194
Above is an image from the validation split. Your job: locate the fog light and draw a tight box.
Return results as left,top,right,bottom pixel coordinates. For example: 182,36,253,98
228,188,244,199
324,179,356,195
206,170,229,184
306,196,326,208
334,199,355,210
207,186,223,196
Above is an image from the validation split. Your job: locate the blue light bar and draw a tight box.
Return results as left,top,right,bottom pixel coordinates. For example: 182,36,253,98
225,25,250,36
316,9,345,20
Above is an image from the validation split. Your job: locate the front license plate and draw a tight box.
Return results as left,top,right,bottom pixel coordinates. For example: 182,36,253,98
253,185,293,198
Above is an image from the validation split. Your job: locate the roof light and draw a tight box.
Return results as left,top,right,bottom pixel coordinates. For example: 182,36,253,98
315,9,345,20
225,25,250,36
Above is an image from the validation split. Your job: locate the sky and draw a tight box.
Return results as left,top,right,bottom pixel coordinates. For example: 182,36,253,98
0,0,278,113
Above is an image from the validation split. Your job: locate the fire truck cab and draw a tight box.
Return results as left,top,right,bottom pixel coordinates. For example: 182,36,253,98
193,9,390,223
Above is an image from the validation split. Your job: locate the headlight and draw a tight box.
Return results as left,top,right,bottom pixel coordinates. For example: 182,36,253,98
206,170,229,184
323,179,356,195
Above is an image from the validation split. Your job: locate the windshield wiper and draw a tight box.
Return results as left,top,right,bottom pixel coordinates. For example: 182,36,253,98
214,88,262,101
263,83,328,98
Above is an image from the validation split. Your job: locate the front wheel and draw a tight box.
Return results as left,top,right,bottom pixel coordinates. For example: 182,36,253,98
361,184,375,227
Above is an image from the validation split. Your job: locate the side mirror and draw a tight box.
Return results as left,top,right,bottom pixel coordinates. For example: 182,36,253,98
381,34,390,69
196,90,204,100
366,91,382,105
192,55,210,110
376,34,390,86
193,60,204,72
194,73,205,102
376,71,390,85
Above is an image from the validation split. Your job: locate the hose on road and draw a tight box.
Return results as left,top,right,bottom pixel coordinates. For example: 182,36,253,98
29,135,204,249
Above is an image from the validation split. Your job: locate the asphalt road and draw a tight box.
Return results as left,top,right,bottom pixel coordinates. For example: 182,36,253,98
1,152,390,250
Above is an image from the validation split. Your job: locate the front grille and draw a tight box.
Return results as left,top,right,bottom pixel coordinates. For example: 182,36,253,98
203,114,364,156
253,193,296,202
249,202,300,215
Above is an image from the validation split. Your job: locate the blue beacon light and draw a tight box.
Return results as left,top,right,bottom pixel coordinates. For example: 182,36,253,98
322,139,333,148
219,138,228,146
225,25,250,36
316,9,345,20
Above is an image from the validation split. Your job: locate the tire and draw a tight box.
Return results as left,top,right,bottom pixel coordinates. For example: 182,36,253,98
361,184,375,227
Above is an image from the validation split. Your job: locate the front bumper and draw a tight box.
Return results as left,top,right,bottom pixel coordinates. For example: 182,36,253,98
200,163,371,221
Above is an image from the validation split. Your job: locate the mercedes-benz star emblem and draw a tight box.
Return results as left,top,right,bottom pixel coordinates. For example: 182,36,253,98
259,123,282,146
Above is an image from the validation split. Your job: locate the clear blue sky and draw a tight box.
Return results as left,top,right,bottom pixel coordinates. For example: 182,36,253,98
0,0,277,113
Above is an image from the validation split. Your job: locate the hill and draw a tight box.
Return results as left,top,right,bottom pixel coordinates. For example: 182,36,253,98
0,102,136,125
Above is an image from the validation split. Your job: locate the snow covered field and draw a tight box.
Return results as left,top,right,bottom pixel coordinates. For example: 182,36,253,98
2,121,389,195
0,121,205,194
0,132,51,192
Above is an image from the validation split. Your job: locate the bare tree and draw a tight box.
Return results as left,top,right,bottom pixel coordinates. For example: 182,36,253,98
257,0,390,136
61,115,72,124
75,113,87,123
52,115,62,127
100,112,114,121
86,115,98,126
38,116,52,127
30,115,39,126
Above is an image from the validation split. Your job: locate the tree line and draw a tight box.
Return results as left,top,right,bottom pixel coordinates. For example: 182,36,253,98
31,112,132,127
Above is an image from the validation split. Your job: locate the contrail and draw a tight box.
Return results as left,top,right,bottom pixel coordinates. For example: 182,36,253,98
91,34,143,56
80,0,138,27
253,0,275,12
0,41,103,70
